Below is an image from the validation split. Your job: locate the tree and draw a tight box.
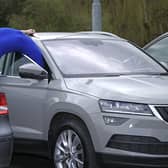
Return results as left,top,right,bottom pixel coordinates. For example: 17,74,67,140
8,0,91,32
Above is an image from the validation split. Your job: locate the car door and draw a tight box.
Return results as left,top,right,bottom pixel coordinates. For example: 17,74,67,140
0,52,48,140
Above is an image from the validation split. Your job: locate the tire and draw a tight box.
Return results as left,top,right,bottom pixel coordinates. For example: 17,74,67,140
49,115,98,168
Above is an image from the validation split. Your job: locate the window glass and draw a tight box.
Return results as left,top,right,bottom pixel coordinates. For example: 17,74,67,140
0,55,5,74
7,52,32,76
146,37,168,63
44,39,165,76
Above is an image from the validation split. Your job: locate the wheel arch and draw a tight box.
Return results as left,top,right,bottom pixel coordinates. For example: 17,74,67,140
49,112,89,132
48,111,96,157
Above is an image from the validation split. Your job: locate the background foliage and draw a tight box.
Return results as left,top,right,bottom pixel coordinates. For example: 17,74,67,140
1,0,168,46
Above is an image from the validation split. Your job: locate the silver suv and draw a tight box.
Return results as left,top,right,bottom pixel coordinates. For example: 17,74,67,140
1,32,168,168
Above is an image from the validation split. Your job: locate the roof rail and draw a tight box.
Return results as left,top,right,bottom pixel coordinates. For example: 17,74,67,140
75,31,120,38
33,31,122,40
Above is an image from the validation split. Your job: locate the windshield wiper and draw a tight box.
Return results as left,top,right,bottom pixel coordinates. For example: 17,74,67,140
64,72,168,78
115,72,168,76
101,73,121,77
135,72,168,76
155,72,168,76
64,73,121,78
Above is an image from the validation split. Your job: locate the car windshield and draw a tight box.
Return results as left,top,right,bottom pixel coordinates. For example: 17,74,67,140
43,39,166,77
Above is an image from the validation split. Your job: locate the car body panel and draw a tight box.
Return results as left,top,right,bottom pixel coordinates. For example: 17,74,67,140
0,76,48,139
0,115,13,168
65,75,168,104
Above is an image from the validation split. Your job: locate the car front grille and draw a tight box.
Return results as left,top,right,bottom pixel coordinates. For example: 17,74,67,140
155,106,168,122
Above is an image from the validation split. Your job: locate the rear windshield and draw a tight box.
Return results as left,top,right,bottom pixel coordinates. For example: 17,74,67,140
43,39,166,77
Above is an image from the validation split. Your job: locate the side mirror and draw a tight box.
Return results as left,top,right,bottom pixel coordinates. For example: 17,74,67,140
19,63,48,80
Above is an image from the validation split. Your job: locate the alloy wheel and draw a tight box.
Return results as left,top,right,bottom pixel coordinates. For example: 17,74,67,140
54,129,84,168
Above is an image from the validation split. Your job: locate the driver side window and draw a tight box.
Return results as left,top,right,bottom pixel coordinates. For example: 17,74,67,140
5,52,33,76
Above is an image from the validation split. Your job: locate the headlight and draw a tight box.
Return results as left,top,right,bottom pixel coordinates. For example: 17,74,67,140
99,100,153,116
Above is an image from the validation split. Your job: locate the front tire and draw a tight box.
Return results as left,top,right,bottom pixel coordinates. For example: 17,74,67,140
50,115,98,168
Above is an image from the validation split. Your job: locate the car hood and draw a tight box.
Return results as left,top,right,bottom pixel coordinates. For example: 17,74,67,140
65,75,168,104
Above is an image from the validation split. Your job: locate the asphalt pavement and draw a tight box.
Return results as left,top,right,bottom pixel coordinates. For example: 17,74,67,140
10,154,53,168
10,154,126,168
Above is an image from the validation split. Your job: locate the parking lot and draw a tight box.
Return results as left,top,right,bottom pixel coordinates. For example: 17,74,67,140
10,154,121,168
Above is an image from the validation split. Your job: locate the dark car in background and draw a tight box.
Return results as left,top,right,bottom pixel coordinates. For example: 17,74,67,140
0,92,13,168
144,32,168,69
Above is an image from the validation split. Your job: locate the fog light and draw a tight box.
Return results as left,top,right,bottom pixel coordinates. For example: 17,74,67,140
103,116,128,126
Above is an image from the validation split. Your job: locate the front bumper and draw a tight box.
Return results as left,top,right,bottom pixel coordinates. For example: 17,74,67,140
97,134,168,167
89,108,168,167
97,153,168,167
107,134,168,155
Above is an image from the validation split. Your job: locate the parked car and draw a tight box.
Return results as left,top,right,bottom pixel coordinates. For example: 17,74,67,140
0,92,13,168
144,32,168,69
1,31,168,167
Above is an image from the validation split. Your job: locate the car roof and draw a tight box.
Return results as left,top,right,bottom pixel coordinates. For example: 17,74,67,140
33,31,124,41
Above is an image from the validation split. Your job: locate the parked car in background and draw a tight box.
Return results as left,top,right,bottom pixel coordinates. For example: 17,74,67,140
144,32,168,69
1,32,168,168
0,92,13,168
